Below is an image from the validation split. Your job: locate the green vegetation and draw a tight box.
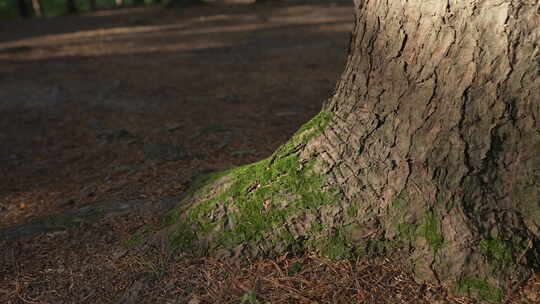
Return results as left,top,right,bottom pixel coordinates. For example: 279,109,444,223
0,0,17,19
167,111,339,256
310,228,352,260
346,203,359,217
396,223,416,241
416,210,444,251
287,261,303,275
390,197,444,253
479,239,514,267
479,236,540,271
458,277,503,302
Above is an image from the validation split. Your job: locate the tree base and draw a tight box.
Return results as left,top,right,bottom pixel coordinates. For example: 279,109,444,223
156,110,539,302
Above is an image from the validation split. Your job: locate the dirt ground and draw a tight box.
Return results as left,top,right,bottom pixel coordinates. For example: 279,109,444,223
0,1,538,303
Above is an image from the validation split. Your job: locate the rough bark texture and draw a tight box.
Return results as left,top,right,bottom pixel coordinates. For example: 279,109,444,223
163,0,539,300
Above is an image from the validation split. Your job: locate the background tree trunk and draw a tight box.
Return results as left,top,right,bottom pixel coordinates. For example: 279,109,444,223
162,0,539,300
89,0,97,11
17,0,30,18
66,0,78,13
31,0,44,18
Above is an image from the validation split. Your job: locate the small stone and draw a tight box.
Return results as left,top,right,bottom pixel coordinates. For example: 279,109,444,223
0,202,7,212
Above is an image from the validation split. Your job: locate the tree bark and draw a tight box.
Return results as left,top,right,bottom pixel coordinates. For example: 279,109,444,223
161,0,540,300
31,0,44,18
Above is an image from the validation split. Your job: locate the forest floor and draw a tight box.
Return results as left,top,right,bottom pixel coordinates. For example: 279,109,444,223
0,1,538,303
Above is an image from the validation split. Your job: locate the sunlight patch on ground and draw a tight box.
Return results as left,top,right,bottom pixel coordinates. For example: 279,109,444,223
0,6,352,61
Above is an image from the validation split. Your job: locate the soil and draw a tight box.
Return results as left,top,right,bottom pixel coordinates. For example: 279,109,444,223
0,1,538,303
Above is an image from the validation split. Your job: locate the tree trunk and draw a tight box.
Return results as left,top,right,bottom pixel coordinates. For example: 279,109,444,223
66,0,78,14
17,0,30,18
89,0,97,11
31,0,44,18
161,0,540,300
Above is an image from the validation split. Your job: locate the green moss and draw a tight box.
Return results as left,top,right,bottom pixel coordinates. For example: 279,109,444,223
214,156,339,248
458,277,503,302
391,195,406,211
310,223,324,232
346,203,359,217
396,223,417,241
278,230,295,245
168,220,198,253
389,194,412,236
168,112,339,254
479,239,514,267
390,209,444,252
288,261,303,275
479,237,540,271
272,111,333,158
311,229,352,260
416,211,444,251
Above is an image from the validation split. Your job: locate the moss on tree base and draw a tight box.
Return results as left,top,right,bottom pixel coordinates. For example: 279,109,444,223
163,111,350,258
157,108,540,303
